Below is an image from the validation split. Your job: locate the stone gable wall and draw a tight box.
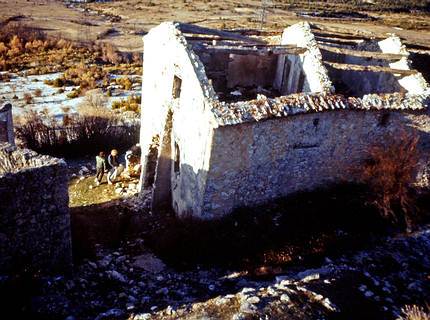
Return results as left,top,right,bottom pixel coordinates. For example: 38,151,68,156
140,22,217,217
0,144,71,274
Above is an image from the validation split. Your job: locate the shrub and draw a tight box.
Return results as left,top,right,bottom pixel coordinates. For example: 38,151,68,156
359,131,419,229
34,88,42,97
44,77,65,88
111,95,141,113
7,35,23,57
23,92,33,104
398,305,430,320
99,42,122,64
14,101,139,158
78,90,108,111
0,42,7,55
116,76,133,90
67,89,81,99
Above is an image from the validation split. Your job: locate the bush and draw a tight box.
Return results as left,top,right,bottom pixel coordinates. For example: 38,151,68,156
67,89,81,99
7,35,23,57
359,131,419,229
44,78,65,88
34,88,42,97
14,96,140,158
111,95,141,113
23,92,33,104
116,77,133,90
99,42,123,64
398,305,430,320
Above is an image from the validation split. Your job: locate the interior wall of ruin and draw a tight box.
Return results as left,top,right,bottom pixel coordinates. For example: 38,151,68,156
327,67,404,96
378,36,429,94
200,109,430,219
275,22,333,95
196,51,230,94
226,54,278,89
197,50,279,98
0,144,71,273
322,36,429,96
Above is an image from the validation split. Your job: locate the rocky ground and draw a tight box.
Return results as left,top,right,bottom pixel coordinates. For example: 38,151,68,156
38,164,430,319
1,185,429,320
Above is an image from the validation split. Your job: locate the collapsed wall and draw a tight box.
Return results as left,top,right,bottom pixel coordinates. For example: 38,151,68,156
0,143,72,273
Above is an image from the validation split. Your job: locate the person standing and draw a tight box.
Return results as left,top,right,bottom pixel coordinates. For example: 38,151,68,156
107,149,119,185
94,151,106,186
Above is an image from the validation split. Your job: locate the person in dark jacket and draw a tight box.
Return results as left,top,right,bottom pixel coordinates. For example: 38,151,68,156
94,151,106,186
107,149,119,185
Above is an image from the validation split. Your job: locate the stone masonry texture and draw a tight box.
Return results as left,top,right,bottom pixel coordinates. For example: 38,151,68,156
0,143,72,274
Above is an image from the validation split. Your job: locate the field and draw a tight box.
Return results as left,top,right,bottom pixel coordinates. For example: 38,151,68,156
0,0,429,53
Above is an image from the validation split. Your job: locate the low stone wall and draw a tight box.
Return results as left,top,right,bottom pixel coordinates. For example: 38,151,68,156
0,143,71,274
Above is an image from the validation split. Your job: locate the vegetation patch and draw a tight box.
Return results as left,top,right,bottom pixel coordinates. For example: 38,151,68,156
111,95,141,113
14,92,140,157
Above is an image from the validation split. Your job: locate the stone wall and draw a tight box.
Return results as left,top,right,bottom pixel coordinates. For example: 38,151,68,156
0,144,71,273
201,109,430,218
0,103,14,145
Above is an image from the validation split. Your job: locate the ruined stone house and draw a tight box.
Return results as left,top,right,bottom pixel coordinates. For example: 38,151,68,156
139,21,430,219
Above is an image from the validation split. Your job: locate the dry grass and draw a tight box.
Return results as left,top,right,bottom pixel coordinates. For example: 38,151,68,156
359,131,419,229
398,305,430,320
14,92,139,157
